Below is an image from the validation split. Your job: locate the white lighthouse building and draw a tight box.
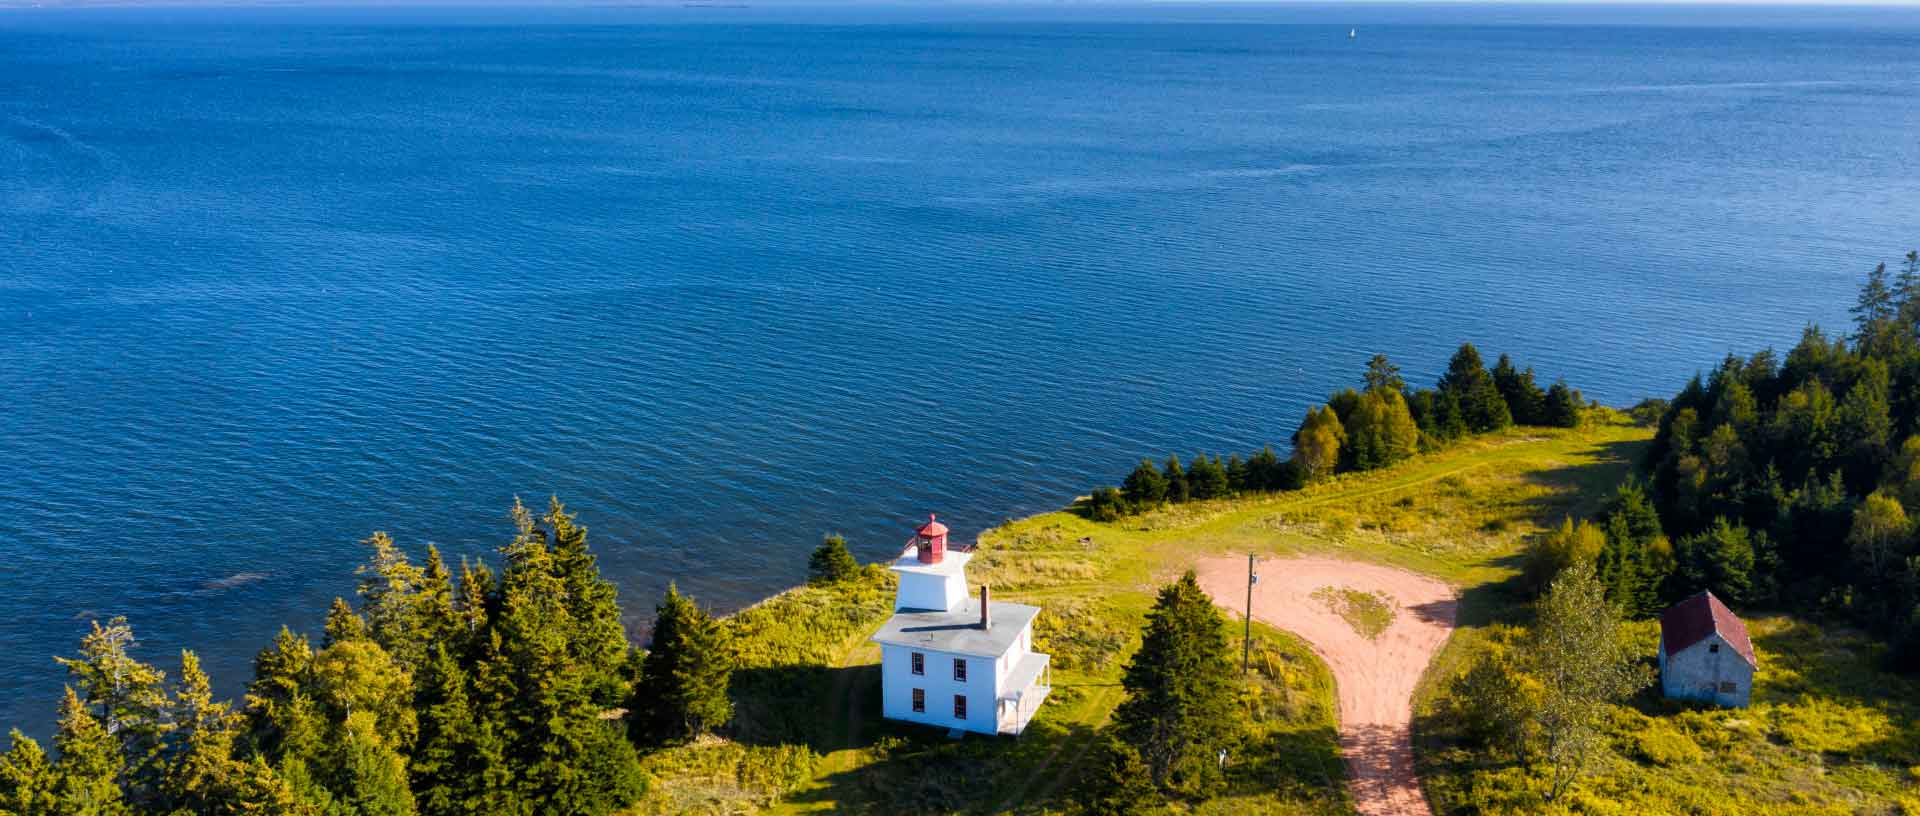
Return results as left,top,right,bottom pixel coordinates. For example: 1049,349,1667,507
870,514,1051,736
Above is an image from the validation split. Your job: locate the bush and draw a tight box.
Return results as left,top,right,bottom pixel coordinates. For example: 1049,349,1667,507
807,534,859,585
1633,724,1705,766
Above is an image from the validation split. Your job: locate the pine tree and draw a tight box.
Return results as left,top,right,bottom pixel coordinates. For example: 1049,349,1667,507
0,730,57,816
808,534,860,585
1121,458,1169,507
1225,453,1249,493
52,687,130,816
632,584,735,744
1111,570,1238,798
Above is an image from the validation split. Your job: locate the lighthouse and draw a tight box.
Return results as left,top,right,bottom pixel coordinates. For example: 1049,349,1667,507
870,514,1052,735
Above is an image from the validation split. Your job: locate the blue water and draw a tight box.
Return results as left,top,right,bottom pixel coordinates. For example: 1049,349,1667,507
4,3,1918,734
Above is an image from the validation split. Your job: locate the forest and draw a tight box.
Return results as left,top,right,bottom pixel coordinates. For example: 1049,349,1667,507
0,499,733,816
1585,251,1920,667
1086,343,1586,520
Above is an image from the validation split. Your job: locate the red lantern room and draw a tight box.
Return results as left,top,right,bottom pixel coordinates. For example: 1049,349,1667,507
915,513,950,564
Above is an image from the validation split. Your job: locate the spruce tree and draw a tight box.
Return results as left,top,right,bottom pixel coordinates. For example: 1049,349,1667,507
1072,735,1158,816
330,712,416,816
323,598,369,646
1491,355,1547,426
1111,570,1237,798
1439,344,1512,433
1121,458,1169,507
632,584,735,743
407,644,475,816
159,651,244,814
1245,447,1283,492
544,498,634,707
54,618,168,804
808,534,860,585
1345,389,1420,471
1187,454,1229,501
1543,381,1581,428
1162,455,1190,503
357,532,430,669
52,687,130,816
0,730,57,816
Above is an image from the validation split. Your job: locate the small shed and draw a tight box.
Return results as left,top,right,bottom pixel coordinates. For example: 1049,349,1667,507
1657,590,1757,708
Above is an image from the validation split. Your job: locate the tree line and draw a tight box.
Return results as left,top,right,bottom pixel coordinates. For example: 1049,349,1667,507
0,498,737,816
1086,345,1586,520
1535,251,1920,670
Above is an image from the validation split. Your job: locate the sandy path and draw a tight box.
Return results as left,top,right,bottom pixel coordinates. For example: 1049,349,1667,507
1195,557,1457,816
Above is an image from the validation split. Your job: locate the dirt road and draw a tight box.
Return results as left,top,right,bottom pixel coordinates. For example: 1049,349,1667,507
1195,557,1457,816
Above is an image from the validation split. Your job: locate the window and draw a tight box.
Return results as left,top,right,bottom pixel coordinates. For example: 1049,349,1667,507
911,688,925,713
1709,644,1720,654
953,658,967,682
953,694,968,720
911,652,924,675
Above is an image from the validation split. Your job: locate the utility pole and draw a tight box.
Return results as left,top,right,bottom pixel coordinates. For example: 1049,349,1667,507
1244,553,1257,675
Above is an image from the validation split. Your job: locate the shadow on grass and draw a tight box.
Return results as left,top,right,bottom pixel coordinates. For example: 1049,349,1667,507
785,716,1100,816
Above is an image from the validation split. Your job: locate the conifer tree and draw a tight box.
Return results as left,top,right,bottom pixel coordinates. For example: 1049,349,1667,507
1543,381,1581,428
1187,454,1229,501
1439,343,1512,433
808,534,860,585
1491,354,1547,426
544,498,634,706
357,532,430,669
1245,447,1283,492
159,651,245,813
1225,453,1249,493
52,687,130,816
1344,389,1420,471
54,618,168,804
1111,570,1237,798
0,730,57,816
1122,458,1169,507
408,645,475,816
1072,735,1158,816
329,712,416,816
632,584,735,744
454,559,494,648
1363,353,1405,394
1162,455,1190,503
323,598,369,647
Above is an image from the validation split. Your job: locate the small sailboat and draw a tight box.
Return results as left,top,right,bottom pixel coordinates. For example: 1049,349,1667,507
1349,28,1357,40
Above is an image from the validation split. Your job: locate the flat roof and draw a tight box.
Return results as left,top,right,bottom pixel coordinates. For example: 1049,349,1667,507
869,598,1040,658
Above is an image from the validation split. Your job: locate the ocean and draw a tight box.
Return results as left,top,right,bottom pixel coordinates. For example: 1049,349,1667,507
3,3,1917,735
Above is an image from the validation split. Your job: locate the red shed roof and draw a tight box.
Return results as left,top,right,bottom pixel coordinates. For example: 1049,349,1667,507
917,513,948,537
1660,591,1756,668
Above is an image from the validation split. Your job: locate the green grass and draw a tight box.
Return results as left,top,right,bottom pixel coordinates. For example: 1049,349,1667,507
1311,587,1398,641
631,417,1656,814
1417,617,1920,816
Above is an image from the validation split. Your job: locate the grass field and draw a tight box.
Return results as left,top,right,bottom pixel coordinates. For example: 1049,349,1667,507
629,417,1659,814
